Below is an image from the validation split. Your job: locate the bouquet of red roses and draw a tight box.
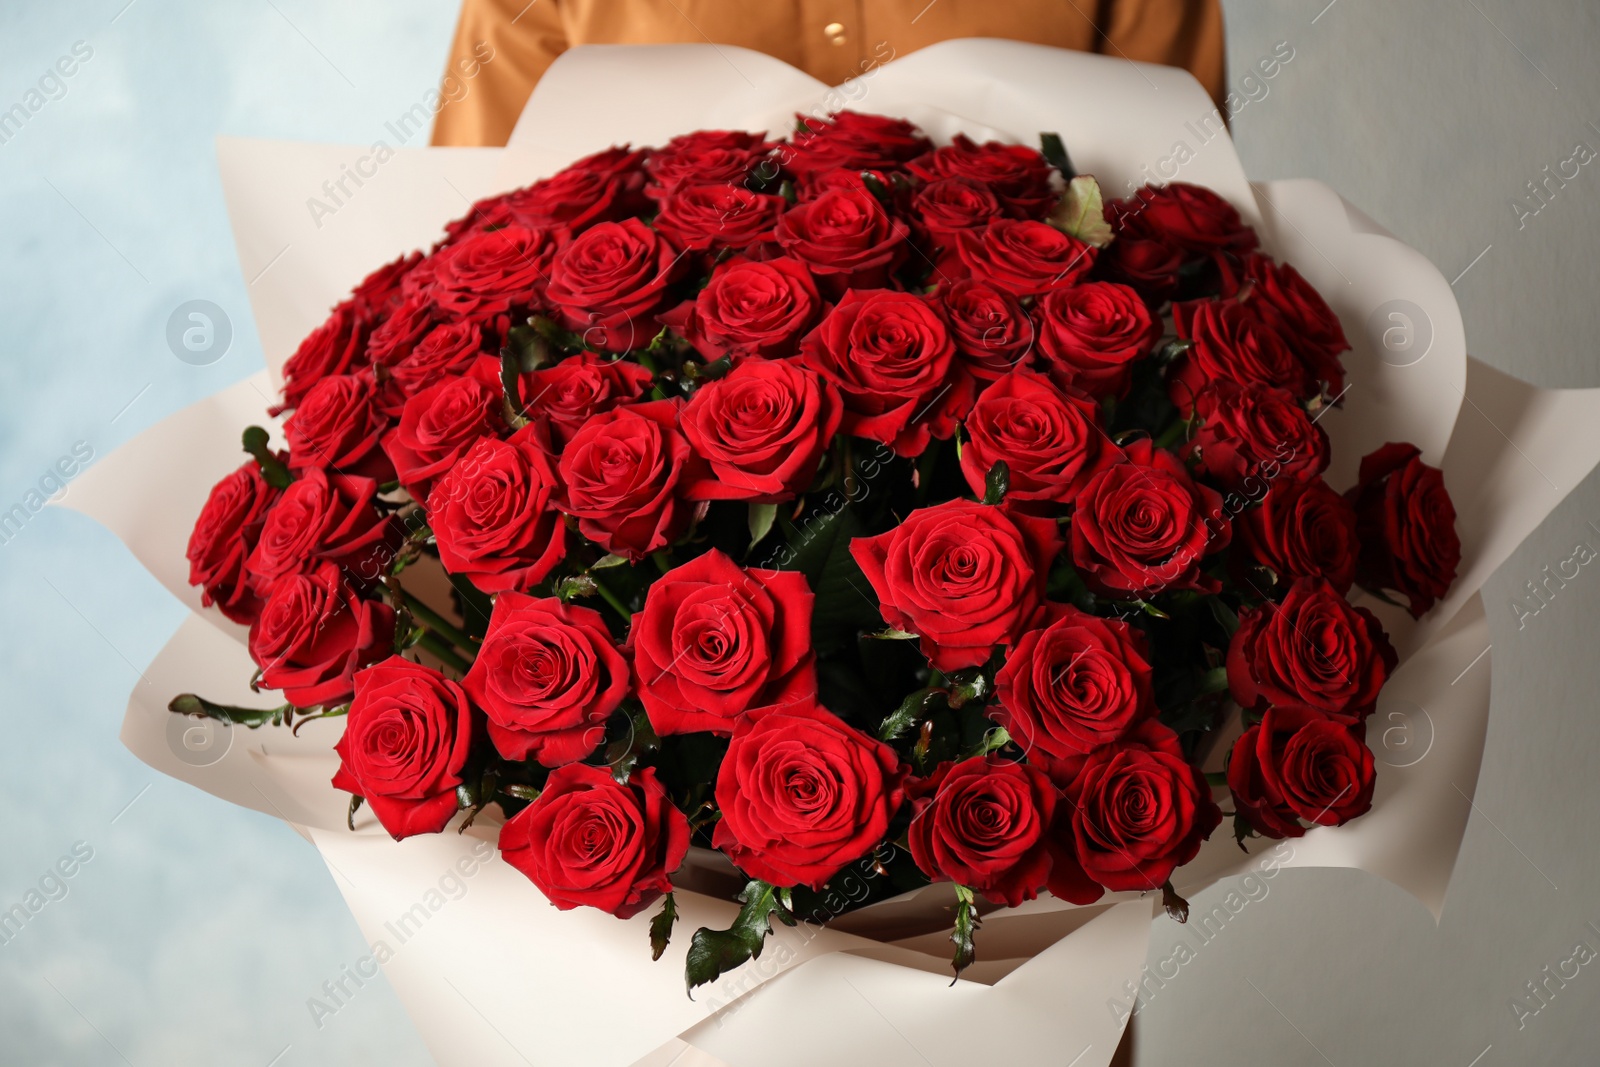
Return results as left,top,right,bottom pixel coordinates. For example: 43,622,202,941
176,110,1460,990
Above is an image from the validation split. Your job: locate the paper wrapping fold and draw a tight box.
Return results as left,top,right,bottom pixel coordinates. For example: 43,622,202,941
58,40,1600,1067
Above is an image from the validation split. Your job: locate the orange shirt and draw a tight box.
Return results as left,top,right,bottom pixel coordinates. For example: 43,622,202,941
430,0,1226,147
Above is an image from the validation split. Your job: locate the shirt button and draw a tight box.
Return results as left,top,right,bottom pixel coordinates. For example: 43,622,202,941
824,21,847,46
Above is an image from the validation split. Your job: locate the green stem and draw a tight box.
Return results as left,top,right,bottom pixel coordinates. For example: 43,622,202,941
415,630,472,673
650,551,673,575
403,592,478,652
590,573,633,621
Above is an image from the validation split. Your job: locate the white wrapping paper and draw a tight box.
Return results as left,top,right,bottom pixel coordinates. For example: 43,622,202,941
60,41,1600,1067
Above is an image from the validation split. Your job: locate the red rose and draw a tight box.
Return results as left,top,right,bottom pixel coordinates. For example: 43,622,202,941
1184,380,1328,492
934,278,1034,381
993,607,1157,779
1241,253,1349,395
775,186,910,290
1035,282,1161,398
1238,477,1359,594
678,358,842,502
951,219,1096,298
428,427,568,594
351,251,423,320
463,593,628,764
187,461,281,624
852,499,1060,671
958,367,1116,506
332,657,474,840
908,757,1093,907
631,549,816,735
248,561,395,708
1095,235,1184,306
427,224,563,323
712,700,906,889
1170,299,1311,405
491,146,649,233
1070,439,1229,597
652,183,784,253
284,373,393,480
907,135,1055,218
795,166,904,203
1055,720,1222,892
557,399,691,560
365,293,436,368
517,352,655,447
246,469,396,590
663,256,822,362
1227,577,1397,719
1345,443,1460,617
645,130,775,197
382,374,503,500
276,302,368,413
1109,182,1258,258
386,321,486,411
499,763,689,918
799,288,971,458
1227,705,1375,838
545,219,682,353
911,177,1002,249
784,111,931,178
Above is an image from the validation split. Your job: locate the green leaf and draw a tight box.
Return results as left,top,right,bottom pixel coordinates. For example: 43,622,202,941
169,693,293,728
1050,175,1114,249
1039,132,1075,178
747,502,778,548
684,880,791,994
859,171,892,206
779,507,881,658
590,554,629,571
605,706,661,784
499,347,530,429
1161,881,1191,923
866,627,919,641
557,575,600,601
950,885,981,982
981,460,1010,506
1232,810,1257,852
346,794,364,831
879,686,943,742
240,427,292,489
967,725,1011,758
1196,666,1230,696
650,893,679,962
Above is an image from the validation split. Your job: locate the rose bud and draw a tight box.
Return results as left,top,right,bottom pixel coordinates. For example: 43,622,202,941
545,218,682,353
500,764,689,918
1241,253,1350,396
775,186,910,291
934,277,1034,381
661,256,822,363
1227,577,1397,720
187,461,281,624
1169,298,1311,405
381,374,503,501
246,469,397,591
957,367,1116,506
333,656,474,840
1345,442,1461,618
1183,380,1328,493
1054,720,1222,892
852,499,1060,672
799,288,972,458
712,700,906,889
1227,705,1376,839
677,357,842,503
275,301,368,414
516,353,654,448
631,548,816,735
784,110,931,178
463,594,628,765
428,427,568,594
993,607,1157,780
1035,281,1161,399
283,373,393,481
1069,439,1229,598
907,135,1056,219
1237,477,1359,594
909,756,1100,907
652,183,784,253
428,223,564,321
557,399,693,560
248,561,395,708
948,218,1096,298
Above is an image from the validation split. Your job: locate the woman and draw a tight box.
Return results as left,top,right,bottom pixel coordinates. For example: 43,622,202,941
429,0,1225,146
